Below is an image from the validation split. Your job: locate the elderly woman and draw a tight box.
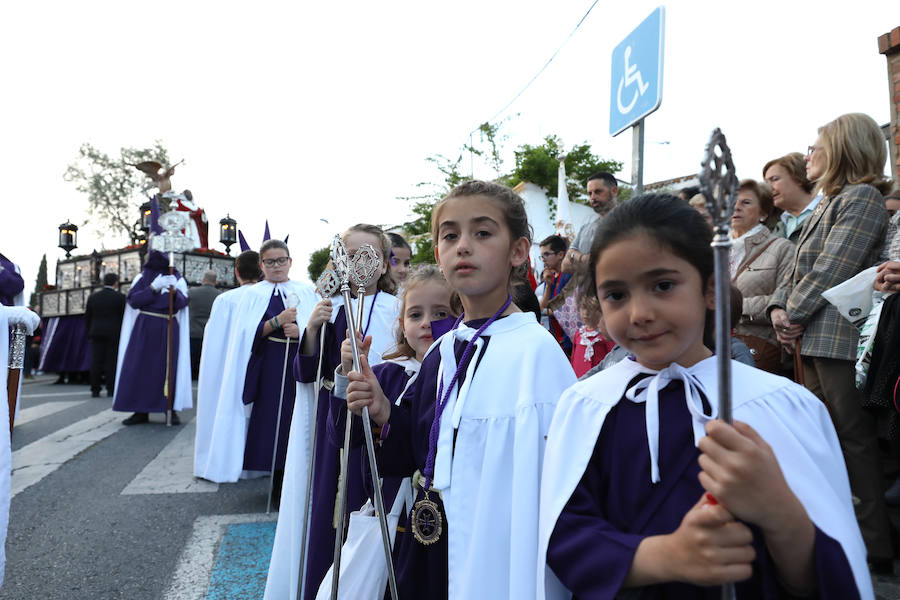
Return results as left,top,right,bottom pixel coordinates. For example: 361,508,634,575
768,113,893,573
763,152,818,242
729,179,793,373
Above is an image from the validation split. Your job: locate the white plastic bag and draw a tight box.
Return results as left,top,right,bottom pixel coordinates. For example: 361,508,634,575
822,266,879,326
315,478,413,600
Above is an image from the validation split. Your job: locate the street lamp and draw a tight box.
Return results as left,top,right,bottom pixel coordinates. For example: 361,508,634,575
139,200,153,232
219,214,237,255
58,221,78,259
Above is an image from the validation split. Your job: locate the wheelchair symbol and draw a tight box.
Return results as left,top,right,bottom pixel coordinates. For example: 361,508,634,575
616,46,649,115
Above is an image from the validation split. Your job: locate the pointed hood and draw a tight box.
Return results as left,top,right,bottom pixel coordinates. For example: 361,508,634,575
238,230,250,252
263,221,271,242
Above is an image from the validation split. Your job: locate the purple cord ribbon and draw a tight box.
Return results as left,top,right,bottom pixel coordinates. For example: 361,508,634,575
422,295,512,491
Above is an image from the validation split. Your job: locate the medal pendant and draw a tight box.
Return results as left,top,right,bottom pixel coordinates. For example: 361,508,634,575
410,492,442,545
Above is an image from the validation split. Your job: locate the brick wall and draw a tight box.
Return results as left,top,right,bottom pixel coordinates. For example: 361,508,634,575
878,26,900,182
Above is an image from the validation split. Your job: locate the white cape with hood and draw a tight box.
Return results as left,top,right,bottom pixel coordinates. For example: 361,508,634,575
264,290,399,600
113,273,193,411
536,356,872,600
194,279,317,483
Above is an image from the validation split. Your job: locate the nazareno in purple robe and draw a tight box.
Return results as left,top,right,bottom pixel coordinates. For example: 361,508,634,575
241,289,298,472
113,268,188,413
546,378,860,600
294,305,368,600
0,253,24,307
327,360,415,598
39,315,92,373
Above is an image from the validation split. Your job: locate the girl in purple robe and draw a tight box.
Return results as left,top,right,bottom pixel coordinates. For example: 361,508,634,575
537,194,871,599
329,264,457,599
286,223,399,600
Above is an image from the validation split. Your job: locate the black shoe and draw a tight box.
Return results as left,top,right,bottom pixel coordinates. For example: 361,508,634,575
91,390,100,398
170,411,181,425
122,412,149,426
106,389,114,398
869,557,894,576
53,377,66,385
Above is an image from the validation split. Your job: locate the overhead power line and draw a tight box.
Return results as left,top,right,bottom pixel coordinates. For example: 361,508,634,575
473,0,601,133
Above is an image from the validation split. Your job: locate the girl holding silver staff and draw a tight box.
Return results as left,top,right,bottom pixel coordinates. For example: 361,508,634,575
537,180,870,597
264,224,399,600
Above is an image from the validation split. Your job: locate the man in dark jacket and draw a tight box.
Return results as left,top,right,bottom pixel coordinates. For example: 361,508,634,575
84,273,126,397
188,270,220,379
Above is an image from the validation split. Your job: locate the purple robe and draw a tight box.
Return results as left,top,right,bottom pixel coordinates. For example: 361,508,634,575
0,253,24,306
547,379,860,600
241,290,298,471
113,273,188,413
373,317,498,600
294,306,368,600
327,361,415,597
38,315,92,372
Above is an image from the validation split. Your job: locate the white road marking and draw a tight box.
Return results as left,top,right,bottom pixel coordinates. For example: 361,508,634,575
20,390,93,399
163,513,277,600
11,409,125,499
121,420,219,495
15,400,87,426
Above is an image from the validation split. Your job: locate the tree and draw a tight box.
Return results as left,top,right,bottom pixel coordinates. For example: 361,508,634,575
307,245,331,283
29,254,47,307
64,141,171,243
397,153,468,265
505,135,623,207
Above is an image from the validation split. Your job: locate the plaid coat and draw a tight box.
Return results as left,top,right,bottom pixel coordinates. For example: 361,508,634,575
769,183,887,361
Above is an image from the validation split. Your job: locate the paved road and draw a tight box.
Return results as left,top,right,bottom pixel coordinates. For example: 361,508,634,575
2,378,277,599
4,376,900,599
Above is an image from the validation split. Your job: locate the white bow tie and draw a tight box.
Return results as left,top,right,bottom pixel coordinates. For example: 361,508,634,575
624,363,717,483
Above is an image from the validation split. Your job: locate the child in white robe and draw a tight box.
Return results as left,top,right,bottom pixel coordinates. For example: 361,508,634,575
346,181,576,599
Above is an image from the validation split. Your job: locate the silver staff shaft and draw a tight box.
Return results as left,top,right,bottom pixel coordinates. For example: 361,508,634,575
714,233,736,600
297,323,327,600
712,234,733,425
331,286,399,600
266,334,293,514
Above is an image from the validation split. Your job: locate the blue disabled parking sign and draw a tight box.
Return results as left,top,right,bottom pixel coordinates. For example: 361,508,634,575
609,6,665,136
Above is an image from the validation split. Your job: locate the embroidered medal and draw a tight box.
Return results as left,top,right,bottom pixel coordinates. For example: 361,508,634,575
410,492,442,545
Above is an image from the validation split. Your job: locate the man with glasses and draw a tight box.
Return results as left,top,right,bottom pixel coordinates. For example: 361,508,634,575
536,234,573,356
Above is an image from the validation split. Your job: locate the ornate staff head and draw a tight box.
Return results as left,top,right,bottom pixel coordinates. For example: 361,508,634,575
698,128,739,240
316,268,340,299
350,244,380,291
330,235,351,288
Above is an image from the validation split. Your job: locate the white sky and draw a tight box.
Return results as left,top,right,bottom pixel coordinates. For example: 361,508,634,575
1,0,897,292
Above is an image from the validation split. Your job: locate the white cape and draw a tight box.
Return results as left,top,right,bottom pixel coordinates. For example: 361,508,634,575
264,291,400,600
113,273,193,411
194,279,317,482
430,311,575,599
537,356,873,600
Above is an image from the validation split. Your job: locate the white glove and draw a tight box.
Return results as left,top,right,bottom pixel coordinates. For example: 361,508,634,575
151,274,177,292
150,274,167,291
4,306,40,335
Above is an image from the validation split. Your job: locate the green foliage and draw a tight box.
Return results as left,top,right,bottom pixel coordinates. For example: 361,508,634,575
505,135,622,219
397,153,468,265
29,254,47,307
64,141,171,243
307,245,331,282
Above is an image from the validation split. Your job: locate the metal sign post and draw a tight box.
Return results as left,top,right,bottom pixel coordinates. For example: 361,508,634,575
610,6,664,195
